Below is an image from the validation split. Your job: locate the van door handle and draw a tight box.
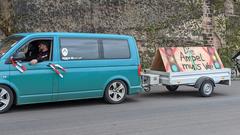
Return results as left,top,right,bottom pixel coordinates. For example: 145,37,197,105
53,64,66,72
48,63,66,78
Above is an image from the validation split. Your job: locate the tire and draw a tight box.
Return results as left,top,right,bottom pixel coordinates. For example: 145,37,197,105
104,80,127,104
199,80,214,97
165,85,179,92
231,67,238,78
0,85,14,114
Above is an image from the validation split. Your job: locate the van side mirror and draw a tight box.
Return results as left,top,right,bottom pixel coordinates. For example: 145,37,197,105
6,52,26,64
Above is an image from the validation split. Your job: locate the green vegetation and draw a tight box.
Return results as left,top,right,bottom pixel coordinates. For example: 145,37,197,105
219,16,240,67
144,0,240,68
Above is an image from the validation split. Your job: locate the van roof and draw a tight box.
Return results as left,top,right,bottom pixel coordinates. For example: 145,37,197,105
14,32,133,39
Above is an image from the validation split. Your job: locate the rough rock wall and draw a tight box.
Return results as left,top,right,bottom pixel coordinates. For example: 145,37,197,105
0,0,202,67
0,0,13,39
10,0,184,32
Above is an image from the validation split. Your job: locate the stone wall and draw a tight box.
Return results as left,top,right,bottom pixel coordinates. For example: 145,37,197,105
0,0,13,39
0,0,203,67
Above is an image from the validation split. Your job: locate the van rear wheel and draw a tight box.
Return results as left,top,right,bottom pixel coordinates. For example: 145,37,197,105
0,85,14,114
104,80,127,104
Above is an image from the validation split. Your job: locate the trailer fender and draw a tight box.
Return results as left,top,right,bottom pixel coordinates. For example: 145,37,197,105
194,77,215,88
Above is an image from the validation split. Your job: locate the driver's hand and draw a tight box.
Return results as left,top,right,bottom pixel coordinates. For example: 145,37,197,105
30,59,38,65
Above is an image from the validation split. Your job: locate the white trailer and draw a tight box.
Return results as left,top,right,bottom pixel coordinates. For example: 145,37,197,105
141,68,231,97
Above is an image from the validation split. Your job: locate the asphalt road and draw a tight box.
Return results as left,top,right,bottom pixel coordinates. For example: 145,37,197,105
1,81,240,135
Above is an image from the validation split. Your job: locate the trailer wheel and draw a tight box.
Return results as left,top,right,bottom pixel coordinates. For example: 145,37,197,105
199,80,214,97
166,85,179,92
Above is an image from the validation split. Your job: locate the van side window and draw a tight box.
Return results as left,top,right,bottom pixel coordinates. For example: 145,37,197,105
60,38,99,60
13,39,52,62
102,39,130,59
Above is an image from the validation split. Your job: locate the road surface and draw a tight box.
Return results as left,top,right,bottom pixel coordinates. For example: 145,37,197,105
0,81,240,135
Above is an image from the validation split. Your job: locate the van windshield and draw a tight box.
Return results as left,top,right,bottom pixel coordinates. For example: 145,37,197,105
0,36,24,57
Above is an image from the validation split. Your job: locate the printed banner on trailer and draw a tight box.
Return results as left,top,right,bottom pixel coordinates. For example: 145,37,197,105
151,47,224,72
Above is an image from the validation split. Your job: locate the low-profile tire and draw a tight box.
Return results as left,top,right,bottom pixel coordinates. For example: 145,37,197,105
199,80,214,97
0,85,14,114
165,85,179,92
104,80,127,104
231,67,238,78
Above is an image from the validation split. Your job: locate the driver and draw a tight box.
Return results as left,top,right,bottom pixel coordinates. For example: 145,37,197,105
30,42,49,65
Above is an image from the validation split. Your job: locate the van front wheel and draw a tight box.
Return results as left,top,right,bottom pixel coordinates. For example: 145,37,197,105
0,85,14,114
104,80,127,104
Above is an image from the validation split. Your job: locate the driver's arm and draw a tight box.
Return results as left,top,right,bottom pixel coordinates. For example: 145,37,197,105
36,54,48,62
30,52,49,65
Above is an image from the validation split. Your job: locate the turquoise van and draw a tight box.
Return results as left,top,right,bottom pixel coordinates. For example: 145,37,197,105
0,32,142,113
